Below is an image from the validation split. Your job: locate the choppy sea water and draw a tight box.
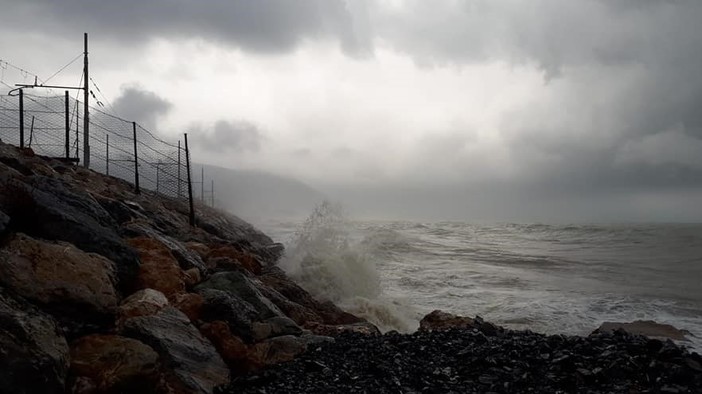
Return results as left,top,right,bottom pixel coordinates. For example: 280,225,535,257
255,206,702,352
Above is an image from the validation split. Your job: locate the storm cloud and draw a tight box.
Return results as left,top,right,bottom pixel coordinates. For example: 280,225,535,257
1,0,701,221
112,86,173,130
190,120,264,153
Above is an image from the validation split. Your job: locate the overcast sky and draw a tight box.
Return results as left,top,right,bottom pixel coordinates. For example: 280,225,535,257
1,0,701,222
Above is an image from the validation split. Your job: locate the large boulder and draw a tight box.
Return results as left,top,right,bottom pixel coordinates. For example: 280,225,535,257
127,236,185,299
248,335,308,367
419,310,477,331
199,320,252,374
593,320,691,341
207,246,262,275
197,288,259,341
122,222,208,275
251,316,303,341
257,285,323,326
117,289,169,328
123,307,229,394
260,266,362,325
195,271,283,320
69,334,160,393
0,290,69,394
0,175,139,289
0,233,119,335
171,292,204,323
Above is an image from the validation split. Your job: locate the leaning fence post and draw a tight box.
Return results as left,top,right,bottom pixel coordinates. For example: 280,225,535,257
18,89,24,148
65,91,70,159
184,133,195,226
132,122,140,194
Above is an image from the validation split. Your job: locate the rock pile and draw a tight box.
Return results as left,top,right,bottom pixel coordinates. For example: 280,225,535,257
222,315,702,393
0,142,372,393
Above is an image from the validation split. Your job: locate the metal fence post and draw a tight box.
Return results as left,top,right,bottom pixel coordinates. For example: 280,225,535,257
178,140,182,198
132,122,140,194
184,133,195,226
106,134,109,176
18,89,24,148
65,91,70,159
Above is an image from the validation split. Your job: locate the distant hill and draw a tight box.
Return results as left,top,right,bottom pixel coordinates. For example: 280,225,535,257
192,163,325,221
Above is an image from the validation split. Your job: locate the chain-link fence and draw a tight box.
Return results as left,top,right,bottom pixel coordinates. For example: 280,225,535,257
0,89,192,205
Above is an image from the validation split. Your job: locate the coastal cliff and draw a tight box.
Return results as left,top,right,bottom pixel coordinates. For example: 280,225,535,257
0,141,374,394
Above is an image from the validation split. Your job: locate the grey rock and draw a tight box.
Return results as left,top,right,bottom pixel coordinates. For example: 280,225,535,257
251,316,303,341
197,288,259,341
0,290,69,394
1,176,139,290
195,271,283,320
123,307,229,394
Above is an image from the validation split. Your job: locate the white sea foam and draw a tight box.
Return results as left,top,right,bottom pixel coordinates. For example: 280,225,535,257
278,201,416,331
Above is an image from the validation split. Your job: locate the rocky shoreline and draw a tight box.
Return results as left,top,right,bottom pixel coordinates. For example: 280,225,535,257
1,141,700,393
221,312,702,393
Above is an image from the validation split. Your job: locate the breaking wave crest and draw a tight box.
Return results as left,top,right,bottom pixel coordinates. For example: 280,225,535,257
279,201,413,331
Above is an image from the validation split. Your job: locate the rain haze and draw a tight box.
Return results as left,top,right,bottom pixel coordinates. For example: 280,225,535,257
2,0,701,223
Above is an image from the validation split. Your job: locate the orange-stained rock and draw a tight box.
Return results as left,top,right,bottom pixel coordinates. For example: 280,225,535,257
127,236,185,298
207,246,262,275
69,334,160,393
200,321,253,374
419,310,476,331
117,289,169,328
183,267,202,288
172,293,204,323
0,233,119,316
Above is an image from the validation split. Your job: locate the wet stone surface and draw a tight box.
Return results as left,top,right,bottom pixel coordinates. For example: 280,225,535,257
219,328,702,394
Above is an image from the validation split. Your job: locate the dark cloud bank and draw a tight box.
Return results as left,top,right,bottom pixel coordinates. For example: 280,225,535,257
3,1,702,221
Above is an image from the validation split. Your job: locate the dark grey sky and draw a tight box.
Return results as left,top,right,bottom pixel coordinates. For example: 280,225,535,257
1,0,701,222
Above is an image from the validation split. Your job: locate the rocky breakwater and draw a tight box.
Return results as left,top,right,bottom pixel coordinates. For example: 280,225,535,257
0,141,375,394
222,311,702,393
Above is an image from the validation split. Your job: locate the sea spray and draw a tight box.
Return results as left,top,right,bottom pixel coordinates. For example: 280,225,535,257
279,201,414,331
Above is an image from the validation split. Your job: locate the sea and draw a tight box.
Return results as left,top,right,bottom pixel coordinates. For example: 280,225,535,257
254,203,702,353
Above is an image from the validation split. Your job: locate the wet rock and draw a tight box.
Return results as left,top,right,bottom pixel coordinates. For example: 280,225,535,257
123,306,229,394
123,222,208,275
249,335,307,366
196,271,283,320
127,236,185,299
594,320,690,341
185,242,211,262
419,310,476,331
171,292,205,323
197,288,259,341
69,334,160,393
257,284,323,326
0,233,119,335
251,316,303,341
306,321,381,337
0,290,69,394
117,288,169,328
184,267,202,288
0,209,8,235
207,245,262,275
0,175,139,289
94,195,145,225
259,266,363,325
200,320,253,373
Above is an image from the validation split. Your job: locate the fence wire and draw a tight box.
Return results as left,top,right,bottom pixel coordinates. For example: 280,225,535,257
0,91,190,202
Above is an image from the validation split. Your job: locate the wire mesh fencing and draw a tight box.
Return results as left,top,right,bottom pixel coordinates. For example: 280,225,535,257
0,89,191,204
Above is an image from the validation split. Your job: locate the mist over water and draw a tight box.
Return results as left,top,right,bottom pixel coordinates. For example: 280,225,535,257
264,206,702,351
